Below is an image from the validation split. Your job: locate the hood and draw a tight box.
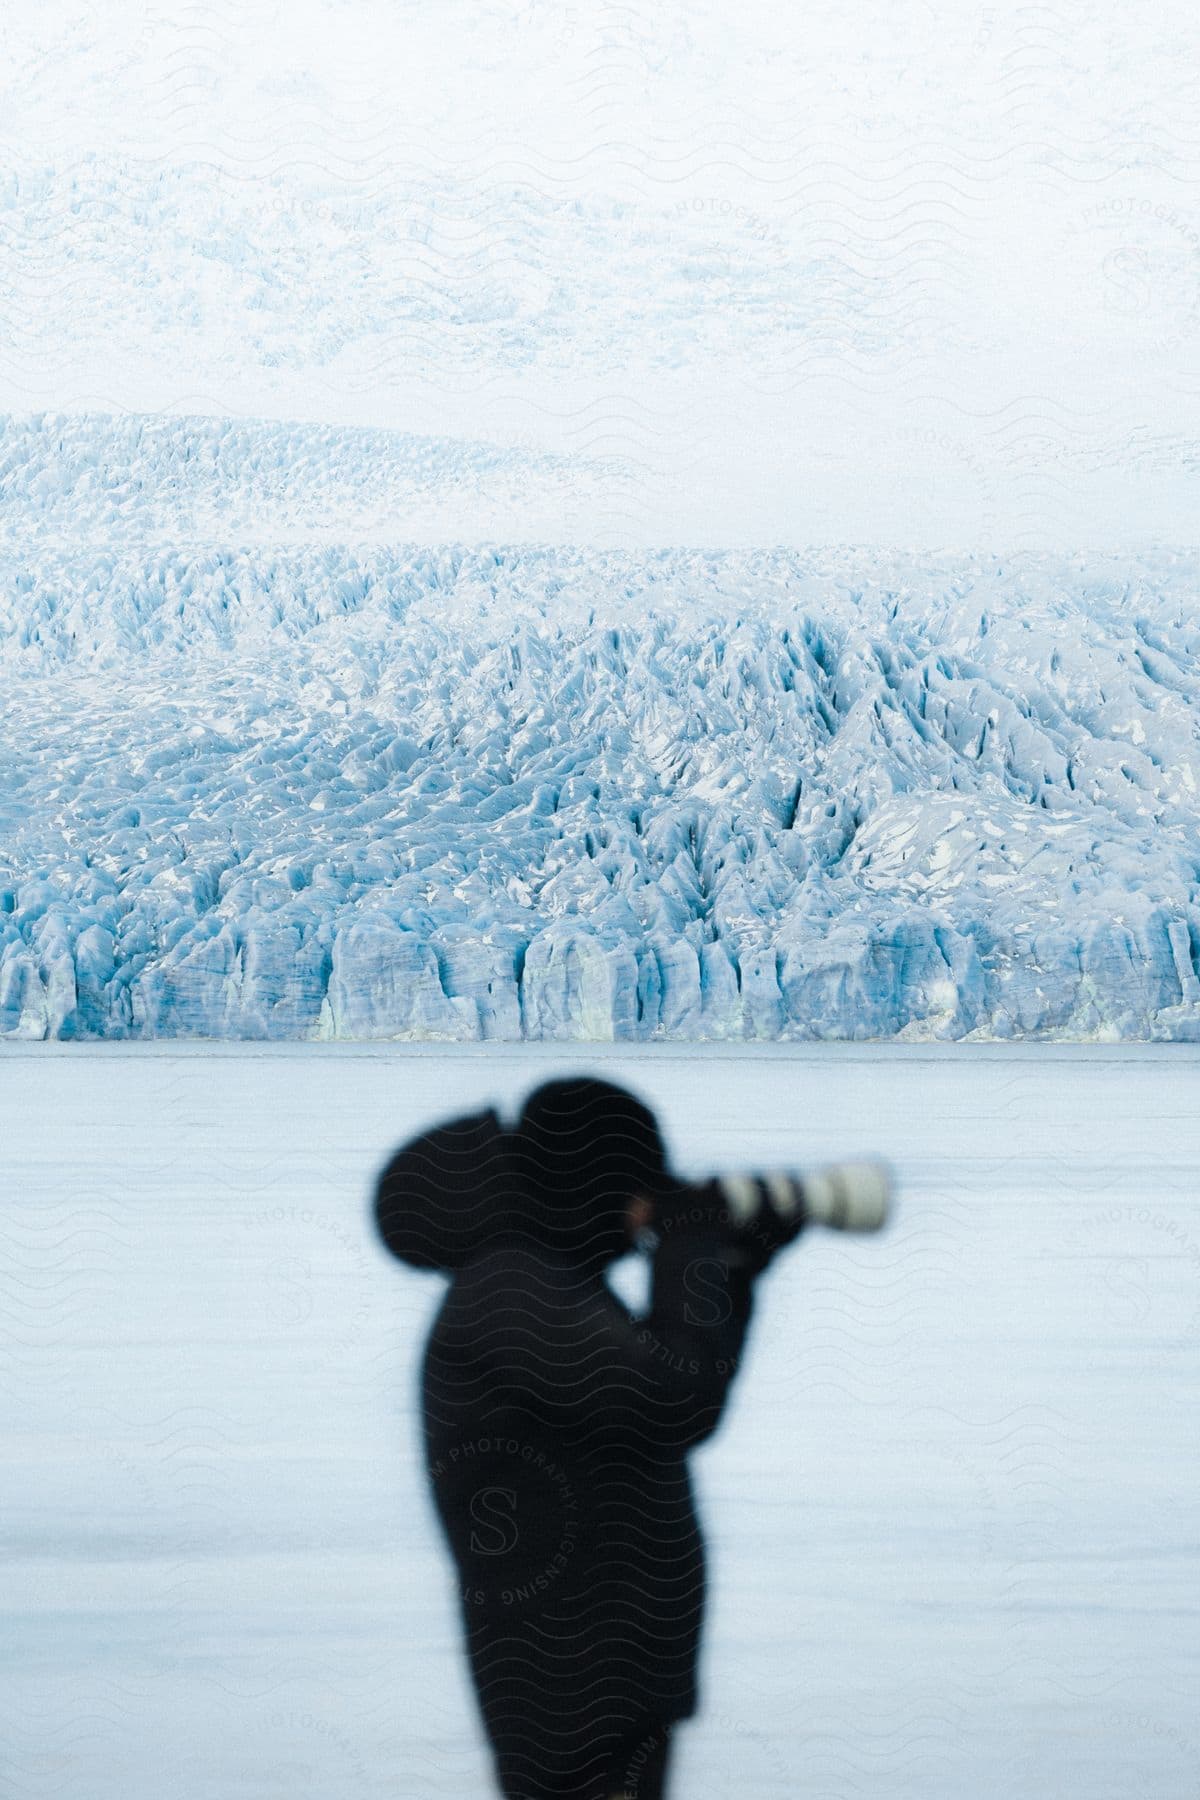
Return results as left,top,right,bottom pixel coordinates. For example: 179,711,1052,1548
372,1078,677,1275
373,1105,518,1273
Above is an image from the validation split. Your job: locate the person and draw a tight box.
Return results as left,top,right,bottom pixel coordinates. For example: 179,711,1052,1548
372,1076,890,1800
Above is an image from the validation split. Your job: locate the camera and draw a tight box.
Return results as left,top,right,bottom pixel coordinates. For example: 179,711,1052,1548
646,1160,893,1269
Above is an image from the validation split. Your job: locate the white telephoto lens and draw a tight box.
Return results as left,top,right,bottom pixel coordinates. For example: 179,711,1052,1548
804,1161,893,1231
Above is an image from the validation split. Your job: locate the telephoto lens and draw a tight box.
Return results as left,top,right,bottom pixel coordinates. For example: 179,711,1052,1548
709,1160,894,1265
794,1161,893,1233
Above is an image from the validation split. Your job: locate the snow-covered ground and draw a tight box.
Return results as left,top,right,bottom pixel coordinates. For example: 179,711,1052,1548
3,1044,1198,1798
2,420,1199,1043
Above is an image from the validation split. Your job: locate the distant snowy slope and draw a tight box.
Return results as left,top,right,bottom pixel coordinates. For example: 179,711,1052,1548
0,159,883,387
2,417,1198,1042
0,411,627,546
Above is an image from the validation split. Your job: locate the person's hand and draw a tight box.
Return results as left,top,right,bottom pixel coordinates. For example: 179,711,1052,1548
625,1190,655,1244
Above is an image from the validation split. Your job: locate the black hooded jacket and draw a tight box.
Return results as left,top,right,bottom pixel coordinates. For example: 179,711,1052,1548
373,1080,761,1791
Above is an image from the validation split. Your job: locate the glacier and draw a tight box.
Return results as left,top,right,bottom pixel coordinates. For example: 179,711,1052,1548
2,413,1200,1042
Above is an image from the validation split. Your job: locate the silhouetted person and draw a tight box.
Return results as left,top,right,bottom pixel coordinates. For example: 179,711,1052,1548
373,1076,890,1800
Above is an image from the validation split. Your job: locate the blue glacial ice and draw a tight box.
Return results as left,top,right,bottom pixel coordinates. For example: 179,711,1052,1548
2,414,1199,1042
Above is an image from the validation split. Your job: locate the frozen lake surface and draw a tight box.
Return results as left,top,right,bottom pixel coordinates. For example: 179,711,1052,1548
3,1043,1198,1798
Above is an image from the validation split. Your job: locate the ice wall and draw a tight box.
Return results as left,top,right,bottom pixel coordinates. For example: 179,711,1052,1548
2,415,1199,1042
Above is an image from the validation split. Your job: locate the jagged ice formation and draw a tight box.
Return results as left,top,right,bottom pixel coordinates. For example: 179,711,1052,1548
2,416,1200,1041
